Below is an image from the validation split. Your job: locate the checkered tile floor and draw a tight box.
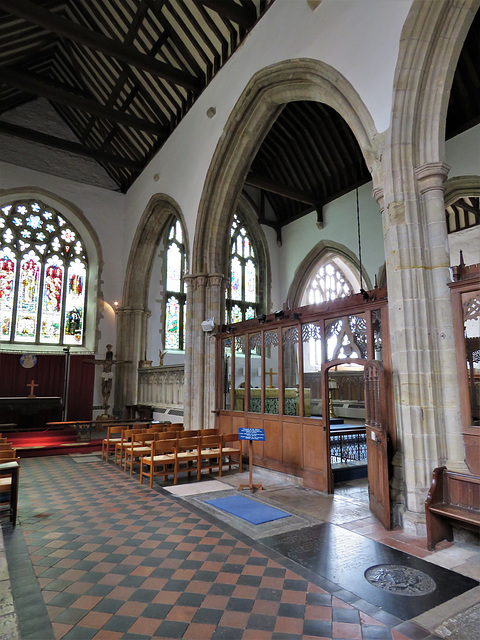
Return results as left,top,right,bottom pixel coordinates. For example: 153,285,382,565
6,455,439,639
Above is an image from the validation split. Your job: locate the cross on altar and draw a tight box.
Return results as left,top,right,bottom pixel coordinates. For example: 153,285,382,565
265,367,277,388
27,379,39,398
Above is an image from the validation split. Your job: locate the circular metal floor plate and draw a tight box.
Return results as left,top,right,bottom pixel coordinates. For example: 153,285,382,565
365,564,436,596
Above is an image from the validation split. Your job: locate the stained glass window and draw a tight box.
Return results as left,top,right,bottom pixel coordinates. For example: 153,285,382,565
0,199,88,345
226,214,260,323
165,220,186,350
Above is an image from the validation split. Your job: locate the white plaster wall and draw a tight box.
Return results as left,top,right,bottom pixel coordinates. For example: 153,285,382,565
445,124,480,178
277,182,383,303
124,0,412,271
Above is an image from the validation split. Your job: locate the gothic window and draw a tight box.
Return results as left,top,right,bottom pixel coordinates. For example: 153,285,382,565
165,220,186,350
226,214,259,323
0,199,87,345
301,258,357,369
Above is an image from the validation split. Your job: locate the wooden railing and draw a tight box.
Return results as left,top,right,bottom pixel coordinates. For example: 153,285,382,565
137,364,185,411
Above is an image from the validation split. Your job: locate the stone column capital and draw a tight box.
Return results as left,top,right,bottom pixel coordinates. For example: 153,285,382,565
372,186,385,214
414,162,450,194
208,273,227,288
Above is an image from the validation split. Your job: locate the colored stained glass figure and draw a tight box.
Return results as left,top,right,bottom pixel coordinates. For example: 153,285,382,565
0,198,88,345
166,296,180,349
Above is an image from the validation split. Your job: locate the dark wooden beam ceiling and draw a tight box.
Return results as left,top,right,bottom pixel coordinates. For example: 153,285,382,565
245,173,320,208
0,0,202,91
197,0,256,28
0,120,142,169
1,68,169,136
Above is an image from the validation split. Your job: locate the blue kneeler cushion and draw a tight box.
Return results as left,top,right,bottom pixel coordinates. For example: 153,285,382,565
205,494,291,525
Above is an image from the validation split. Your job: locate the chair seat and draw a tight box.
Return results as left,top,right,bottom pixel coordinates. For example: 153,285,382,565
129,446,151,455
102,437,122,444
201,447,220,454
144,454,175,463
221,447,239,453
177,451,197,458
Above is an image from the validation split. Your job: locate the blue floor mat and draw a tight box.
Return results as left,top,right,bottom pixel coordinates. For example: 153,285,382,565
205,494,291,525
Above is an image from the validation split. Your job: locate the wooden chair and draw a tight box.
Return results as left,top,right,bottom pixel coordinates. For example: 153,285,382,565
0,455,20,525
198,434,222,480
169,423,184,431
178,430,199,438
140,439,176,488
199,428,219,436
114,427,146,466
174,437,200,484
220,433,242,475
124,432,155,475
156,431,181,441
102,424,125,461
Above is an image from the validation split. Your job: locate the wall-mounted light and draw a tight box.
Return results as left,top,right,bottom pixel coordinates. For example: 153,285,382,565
274,310,285,320
113,301,119,308
201,317,215,332
292,312,301,320
257,314,266,324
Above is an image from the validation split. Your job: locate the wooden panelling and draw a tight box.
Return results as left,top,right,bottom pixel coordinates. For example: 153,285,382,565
263,419,282,461
219,414,232,434
283,422,302,468
303,423,327,471
464,431,480,475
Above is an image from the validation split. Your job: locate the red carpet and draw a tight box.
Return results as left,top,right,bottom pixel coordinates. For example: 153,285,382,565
6,428,102,458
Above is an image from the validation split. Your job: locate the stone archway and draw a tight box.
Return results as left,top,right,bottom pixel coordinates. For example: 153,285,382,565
381,0,478,529
287,240,371,310
115,194,187,413
187,58,381,429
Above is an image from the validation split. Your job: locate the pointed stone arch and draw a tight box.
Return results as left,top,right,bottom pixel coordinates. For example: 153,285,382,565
187,58,380,429
115,194,188,411
287,240,371,310
193,58,380,276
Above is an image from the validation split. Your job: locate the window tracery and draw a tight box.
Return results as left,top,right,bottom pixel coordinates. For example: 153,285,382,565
165,220,186,350
0,199,87,345
226,214,259,323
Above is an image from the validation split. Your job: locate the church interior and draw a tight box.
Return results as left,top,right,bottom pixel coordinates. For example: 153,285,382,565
0,1,479,638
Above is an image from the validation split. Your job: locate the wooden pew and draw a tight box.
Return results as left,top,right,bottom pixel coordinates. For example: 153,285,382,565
425,466,480,550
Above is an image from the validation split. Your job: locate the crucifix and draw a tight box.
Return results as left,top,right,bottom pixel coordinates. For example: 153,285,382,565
27,379,39,398
86,345,131,413
265,367,277,388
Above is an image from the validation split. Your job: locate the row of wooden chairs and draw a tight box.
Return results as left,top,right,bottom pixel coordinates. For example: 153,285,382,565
0,435,20,523
102,422,178,462
140,432,242,488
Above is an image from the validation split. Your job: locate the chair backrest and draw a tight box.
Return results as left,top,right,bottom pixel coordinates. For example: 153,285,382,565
0,449,17,461
152,439,177,454
176,437,199,452
146,425,167,434
156,431,180,441
131,433,154,446
107,424,125,437
178,430,199,438
200,434,220,448
222,433,240,444
133,422,150,430
0,443,14,450
169,423,184,431
200,428,219,436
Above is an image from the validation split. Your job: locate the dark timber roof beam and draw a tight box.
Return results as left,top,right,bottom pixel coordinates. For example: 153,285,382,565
0,0,202,91
197,0,256,29
2,68,169,136
0,120,142,170
245,172,321,208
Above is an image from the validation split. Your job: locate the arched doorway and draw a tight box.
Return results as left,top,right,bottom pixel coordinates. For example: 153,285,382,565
322,358,391,530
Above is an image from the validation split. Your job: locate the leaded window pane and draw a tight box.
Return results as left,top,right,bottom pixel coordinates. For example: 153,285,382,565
231,257,242,300
63,259,86,345
165,296,180,349
0,247,16,341
40,256,64,343
15,252,41,342
166,243,182,291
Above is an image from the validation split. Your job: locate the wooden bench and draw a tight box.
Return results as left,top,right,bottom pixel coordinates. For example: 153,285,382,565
425,466,480,550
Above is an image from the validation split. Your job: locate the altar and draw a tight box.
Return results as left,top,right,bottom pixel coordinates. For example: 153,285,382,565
0,396,63,430
234,388,311,416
